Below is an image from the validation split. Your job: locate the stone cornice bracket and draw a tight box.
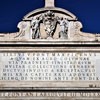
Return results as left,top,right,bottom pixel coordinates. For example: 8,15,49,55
45,0,55,7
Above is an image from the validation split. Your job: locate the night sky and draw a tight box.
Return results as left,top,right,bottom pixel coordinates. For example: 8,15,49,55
0,0,100,33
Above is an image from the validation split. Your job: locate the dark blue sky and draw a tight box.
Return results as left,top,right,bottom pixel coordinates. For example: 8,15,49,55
0,0,100,33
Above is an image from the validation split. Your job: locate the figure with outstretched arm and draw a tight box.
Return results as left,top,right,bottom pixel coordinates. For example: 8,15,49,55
58,17,69,39
31,17,41,39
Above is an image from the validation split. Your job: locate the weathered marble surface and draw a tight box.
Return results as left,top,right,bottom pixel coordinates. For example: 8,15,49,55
0,46,99,89
0,0,100,99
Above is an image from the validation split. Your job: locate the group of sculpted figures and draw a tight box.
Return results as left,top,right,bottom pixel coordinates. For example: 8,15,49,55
31,11,69,39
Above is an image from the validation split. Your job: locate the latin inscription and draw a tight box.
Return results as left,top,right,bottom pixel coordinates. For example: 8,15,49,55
0,52,99,81
0,92,100,99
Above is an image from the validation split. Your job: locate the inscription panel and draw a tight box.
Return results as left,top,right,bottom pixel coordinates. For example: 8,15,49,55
0,91,100,100
0,50,100,88
0,52,98,81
